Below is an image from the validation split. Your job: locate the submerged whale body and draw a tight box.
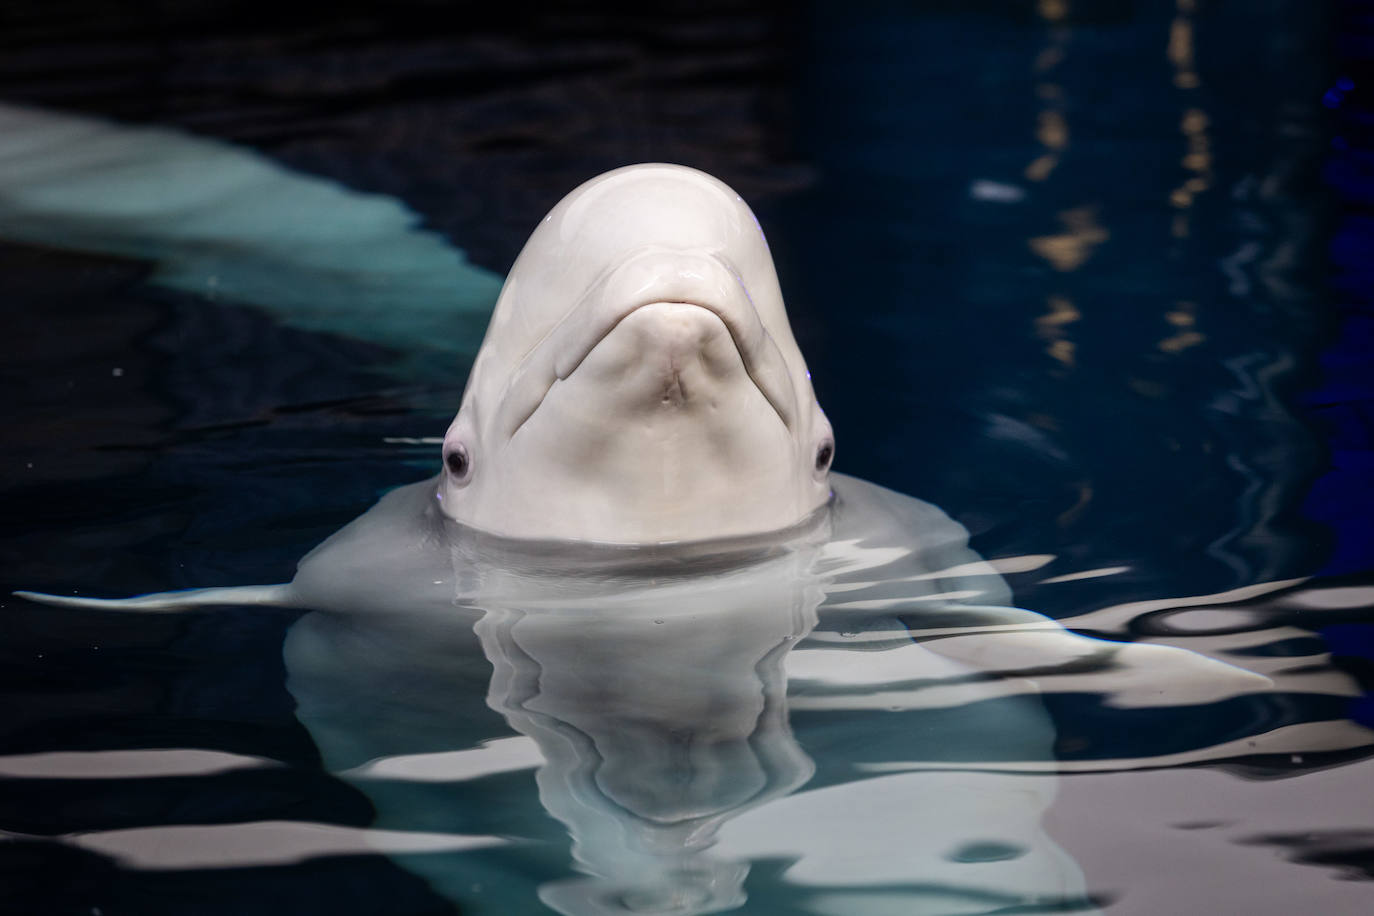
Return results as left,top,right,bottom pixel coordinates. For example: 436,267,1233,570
20,164,1313,915
0,102,502,362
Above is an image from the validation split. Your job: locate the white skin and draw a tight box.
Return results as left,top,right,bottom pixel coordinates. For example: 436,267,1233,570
436,164,834,543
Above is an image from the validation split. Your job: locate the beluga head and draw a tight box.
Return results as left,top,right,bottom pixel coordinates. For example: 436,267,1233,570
438,164,833,543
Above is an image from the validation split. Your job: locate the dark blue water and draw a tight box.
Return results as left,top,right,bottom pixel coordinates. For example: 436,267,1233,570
2,2,1372,914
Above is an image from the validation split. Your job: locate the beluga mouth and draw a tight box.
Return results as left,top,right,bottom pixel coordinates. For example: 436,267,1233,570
436,163,834,545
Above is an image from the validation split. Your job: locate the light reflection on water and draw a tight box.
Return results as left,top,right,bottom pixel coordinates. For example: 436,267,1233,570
782,0,1332,616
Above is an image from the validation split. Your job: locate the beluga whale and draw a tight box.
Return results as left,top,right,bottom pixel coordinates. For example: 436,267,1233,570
19,164,1311,916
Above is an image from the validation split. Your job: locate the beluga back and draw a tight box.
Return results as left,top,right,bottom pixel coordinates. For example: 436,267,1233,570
436,164,834,544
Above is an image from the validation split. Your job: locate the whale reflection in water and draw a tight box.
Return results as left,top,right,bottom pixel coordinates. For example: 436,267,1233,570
274,473,1101,915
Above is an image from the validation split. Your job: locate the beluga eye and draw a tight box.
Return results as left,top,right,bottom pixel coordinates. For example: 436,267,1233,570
445,443,473,485
814,440,834,474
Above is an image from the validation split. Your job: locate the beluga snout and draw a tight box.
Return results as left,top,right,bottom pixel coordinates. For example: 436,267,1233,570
438,164,833,544
582,301,735,410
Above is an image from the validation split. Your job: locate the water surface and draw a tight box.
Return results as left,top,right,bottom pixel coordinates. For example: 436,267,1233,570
2,2,1371,914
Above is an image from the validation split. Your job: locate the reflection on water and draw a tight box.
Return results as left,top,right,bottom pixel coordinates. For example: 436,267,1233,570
785,0,1332,614
472,551,818,913
14,475,1370,914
